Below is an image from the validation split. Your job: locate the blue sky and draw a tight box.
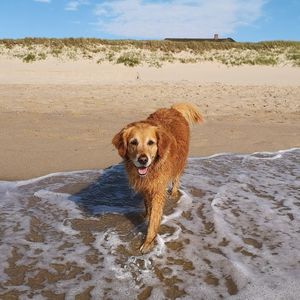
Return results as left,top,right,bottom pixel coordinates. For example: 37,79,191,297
0,0,299,41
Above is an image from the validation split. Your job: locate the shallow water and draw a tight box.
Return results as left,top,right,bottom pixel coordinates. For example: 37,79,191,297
0,149,299,299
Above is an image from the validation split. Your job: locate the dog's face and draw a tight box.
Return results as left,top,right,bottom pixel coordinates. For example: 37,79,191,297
112,123,170,177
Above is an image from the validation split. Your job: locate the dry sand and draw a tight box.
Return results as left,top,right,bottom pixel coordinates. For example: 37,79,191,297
0,58,299,180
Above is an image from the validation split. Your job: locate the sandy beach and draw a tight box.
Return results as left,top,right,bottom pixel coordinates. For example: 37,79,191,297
0,59,299,180
1,1,300,295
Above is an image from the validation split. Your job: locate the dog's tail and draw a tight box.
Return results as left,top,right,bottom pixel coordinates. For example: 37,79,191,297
171,103,203,125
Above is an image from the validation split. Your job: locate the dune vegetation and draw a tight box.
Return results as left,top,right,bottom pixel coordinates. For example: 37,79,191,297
0,38,299,67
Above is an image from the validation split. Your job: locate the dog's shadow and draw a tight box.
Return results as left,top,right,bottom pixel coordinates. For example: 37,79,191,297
67,164,147,237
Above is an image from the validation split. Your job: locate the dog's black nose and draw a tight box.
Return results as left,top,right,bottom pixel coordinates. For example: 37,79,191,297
138,155,148,165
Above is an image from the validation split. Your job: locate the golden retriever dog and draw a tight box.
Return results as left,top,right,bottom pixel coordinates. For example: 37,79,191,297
112,103,202,253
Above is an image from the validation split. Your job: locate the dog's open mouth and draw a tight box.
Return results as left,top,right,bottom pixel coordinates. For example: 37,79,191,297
137,167,148,176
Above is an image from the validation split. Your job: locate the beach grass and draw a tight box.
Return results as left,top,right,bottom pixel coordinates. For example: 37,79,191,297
116,51,142,67
1,38,299,67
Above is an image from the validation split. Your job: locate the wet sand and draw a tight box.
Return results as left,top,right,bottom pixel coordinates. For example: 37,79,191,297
1,82,299,180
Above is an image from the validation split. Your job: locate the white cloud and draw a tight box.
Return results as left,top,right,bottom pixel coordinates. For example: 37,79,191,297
34,0,51,3
94,0,267,39
65,0,89,11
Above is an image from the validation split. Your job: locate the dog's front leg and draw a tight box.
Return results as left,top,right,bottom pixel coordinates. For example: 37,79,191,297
140,192,165,254
143,193,152,221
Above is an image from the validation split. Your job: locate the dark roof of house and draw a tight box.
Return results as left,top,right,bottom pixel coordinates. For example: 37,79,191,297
165,38,236,42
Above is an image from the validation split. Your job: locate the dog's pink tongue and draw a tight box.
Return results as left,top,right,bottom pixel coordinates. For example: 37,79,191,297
138,167,148,175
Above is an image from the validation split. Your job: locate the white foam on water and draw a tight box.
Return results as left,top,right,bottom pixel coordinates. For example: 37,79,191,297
14,169,103,188
34,189,83,219
0,148,299,299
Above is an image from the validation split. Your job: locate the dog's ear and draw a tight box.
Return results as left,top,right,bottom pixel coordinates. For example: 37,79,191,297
157,128,172,158
112,128,128,158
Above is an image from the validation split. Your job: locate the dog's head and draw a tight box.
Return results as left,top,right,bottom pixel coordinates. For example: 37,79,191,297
112,122,171,177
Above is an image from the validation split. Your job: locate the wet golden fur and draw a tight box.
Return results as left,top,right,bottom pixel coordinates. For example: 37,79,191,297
112,103,202,253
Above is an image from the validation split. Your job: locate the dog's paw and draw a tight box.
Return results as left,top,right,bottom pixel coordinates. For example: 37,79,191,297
170,190,179,199
139,240,155,254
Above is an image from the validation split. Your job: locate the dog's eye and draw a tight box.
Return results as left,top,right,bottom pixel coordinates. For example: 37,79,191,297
130,139,138,146
147,140,155,146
